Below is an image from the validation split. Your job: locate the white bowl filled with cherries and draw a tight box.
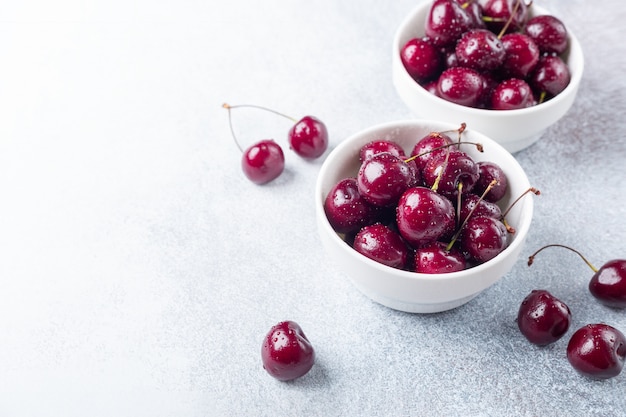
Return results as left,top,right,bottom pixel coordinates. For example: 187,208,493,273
392,0,584,153
315,119,535,313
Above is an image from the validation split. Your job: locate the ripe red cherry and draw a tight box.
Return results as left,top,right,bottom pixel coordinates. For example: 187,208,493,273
458,193,502,224
359,139,407,162
530,55,571,99
500,32,540,79
396,186,455,247
524,14,568,55
517,290,571,346
460,216,508,263
241,140,285,185
490,78,536,110
437,67,485,107
288,115,328,159
353,223,409,270
479,0,528,35
455,29,506,72
414,241,466,274
324,178,377,234
425,0,473,47
527,244,626,309
357,152,418,207
261,321,315,381
473,161,508,202
400,37,442,82
422,150,480,199
409,131,454,172
567,324,626,380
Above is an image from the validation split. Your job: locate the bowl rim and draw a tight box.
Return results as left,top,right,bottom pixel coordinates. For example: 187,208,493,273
315,119,534,283
391,1,585,118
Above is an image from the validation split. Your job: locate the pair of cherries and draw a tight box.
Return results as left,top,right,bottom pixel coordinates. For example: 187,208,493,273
518,244,626,380
223,103,329,184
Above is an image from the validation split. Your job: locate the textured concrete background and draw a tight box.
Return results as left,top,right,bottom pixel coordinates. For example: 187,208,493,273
1,0,625,416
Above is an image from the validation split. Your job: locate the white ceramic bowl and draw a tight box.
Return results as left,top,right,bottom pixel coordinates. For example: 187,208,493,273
315,120,533,313
392,2,584,153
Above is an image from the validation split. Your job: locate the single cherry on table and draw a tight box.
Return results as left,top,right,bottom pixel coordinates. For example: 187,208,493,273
261,321,315,381
567,323,626,380
517,289,571,346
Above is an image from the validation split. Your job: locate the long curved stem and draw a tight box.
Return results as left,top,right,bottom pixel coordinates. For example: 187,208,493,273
527,244,599,272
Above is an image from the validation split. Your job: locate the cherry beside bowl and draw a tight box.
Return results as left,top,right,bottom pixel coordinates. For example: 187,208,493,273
391,2,584,154
315,120,533,313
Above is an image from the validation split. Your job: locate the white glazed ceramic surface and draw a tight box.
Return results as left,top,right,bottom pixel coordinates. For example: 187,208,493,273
392,3,584,153
316,120,533,313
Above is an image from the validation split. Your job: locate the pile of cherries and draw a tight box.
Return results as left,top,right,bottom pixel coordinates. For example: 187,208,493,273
323,125,530,274
518,244,626,380
223,103,329,184
401,0,571,110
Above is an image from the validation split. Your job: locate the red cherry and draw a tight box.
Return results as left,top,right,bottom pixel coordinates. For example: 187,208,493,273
261,321,315,381
357,152,418,207
473,161,508,202
517,290,571,346
500,32,540,79
567,324,626,380
241,140,285,185
288,115,328,159
490,78,536,110
324,178,377,234
353,223,409,270
425,0,473,47
530,55,571,100
400,37,442,82
414,241,466,274
524,14,568,55
437,67,485,107
460,216,508,263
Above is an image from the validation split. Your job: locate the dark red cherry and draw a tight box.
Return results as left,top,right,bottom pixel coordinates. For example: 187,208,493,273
455,29,506,72
357,152,418,207
567,324,626,380
517,290,571,346
324,178,377,234
437,67,485,107
261,321,315,381
530,55,571,99
500,33,540,79
460,216,508,263
422,150,480,199
589,259,626,309
414,241,466,274
458,193,502,224
409,131,454,172
400,37,442,82
490,78,536,110
288,115,328,159
353,223,409,270
396,186,456,248
454,0,486,29
359,139,406,162
524,14,568,55
425,0,473,47
241,140,285,185
473,161,508,202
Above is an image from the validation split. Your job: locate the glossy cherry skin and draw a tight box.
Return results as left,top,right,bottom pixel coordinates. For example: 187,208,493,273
241,139,285,185
357,152,418,207
460,216,508,263
425,0,473,47
437,67,485,107
517,290,571,346
262,321,315,381
359,139,406,162
500,33,540,79
288,116,328,159
401,37,442,82
479,0,528,35
458,193,502,224
589,259,626,308
530,55,570,98
567,323,626,380
409,131,454,172
353,223,409,270
490,78,536,110
396,186,455,248
455,29,505,72
422,150,479,199
324,178,377,234
473,161,508,202
414,241,466,274
524,14,568,55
